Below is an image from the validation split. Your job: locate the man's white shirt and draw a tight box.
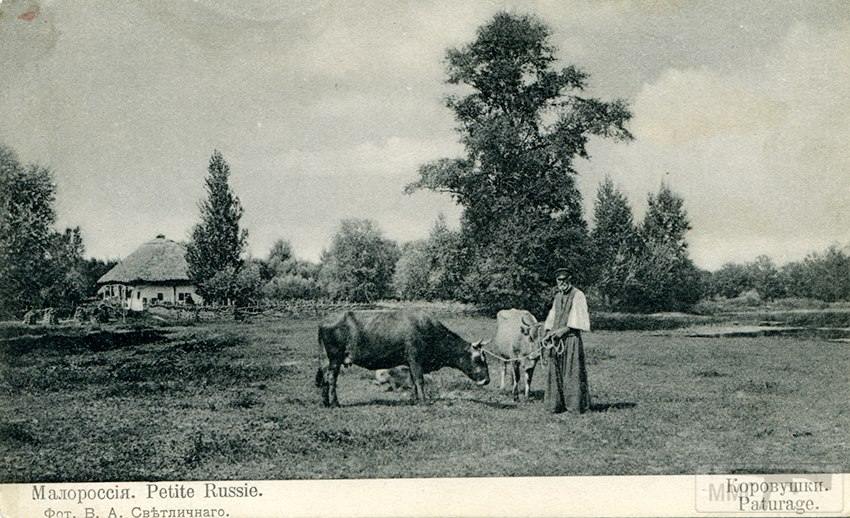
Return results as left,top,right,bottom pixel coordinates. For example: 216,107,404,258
544,288,591,332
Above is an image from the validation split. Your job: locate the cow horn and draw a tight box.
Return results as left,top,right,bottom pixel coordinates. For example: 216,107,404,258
520,314,532,326
471,339,483,349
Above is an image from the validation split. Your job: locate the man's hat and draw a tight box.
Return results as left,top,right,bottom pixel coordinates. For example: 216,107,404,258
554,268,571,279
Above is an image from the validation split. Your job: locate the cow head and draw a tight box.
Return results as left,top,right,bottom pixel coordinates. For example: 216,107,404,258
519,314,544,339
466,340,490,386
519,315,545,366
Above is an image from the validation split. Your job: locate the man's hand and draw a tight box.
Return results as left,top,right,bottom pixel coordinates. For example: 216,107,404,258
546,327,570,340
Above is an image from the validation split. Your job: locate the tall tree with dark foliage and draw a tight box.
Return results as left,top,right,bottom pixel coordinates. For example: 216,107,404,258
591,176,639,308
406,12,632,314
186,150,249,303
628,182,703,311
0,145,91,316
0,145,56,316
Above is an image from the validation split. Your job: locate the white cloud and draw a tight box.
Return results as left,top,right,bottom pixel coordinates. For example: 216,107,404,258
633,67,786,145
578,22,850,270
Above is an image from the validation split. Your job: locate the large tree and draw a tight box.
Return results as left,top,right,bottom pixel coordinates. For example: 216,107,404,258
423,214,468,301
186,150,249,302
590,176,638,308
0,145,58,316
406,12,631,314
629,182,703,311
393,215,470,301
0,145,91,316
642,182,691,259
80,257,119,297
709,262,754,299
40,226,88,312
393,240,431,300
795,246,850,302
320,218,399,302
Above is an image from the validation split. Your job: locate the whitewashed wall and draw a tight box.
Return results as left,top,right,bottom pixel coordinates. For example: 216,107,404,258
97,284,204,311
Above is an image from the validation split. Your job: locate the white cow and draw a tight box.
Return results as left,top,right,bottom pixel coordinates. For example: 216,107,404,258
374,366,434,392
486,309,545,400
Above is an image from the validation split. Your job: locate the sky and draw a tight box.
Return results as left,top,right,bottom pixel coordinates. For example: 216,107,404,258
1,0,849,270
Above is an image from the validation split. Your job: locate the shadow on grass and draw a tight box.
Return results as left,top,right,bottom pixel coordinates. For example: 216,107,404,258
499,391,636,413
451,398,518,410
343,399,413,408
528,389,544,400
343,397,517,410
590,402,637,412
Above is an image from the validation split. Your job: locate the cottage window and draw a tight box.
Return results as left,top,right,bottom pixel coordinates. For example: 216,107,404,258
178,293,185,301
137,292,140,299
157,293,164,301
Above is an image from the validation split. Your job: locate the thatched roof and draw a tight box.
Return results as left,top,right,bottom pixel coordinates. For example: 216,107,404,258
98,235,192,285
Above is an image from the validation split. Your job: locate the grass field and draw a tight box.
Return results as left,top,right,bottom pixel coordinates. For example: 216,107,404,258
1,313,848,482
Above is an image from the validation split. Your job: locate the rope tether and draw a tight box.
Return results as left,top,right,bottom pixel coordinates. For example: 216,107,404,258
481,336,565,364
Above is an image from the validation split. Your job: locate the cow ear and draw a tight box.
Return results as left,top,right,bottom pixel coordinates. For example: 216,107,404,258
471,340,482,350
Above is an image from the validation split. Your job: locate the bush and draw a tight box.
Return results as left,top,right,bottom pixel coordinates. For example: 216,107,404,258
262,275,322,300
319,219,399,302
201,263,263,306
692,291,761,314
737,289,762,306
765,297,829,310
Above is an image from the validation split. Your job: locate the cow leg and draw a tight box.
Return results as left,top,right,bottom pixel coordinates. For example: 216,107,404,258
500,361,508,391
325,363,342,408
407,361,428,404
511,361,521,401
524,366,535,400
319,368,331,407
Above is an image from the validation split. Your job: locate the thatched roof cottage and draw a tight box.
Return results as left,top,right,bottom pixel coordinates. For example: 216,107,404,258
97,235,203,311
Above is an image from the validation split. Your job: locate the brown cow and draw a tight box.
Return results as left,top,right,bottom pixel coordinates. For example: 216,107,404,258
315,310,489,407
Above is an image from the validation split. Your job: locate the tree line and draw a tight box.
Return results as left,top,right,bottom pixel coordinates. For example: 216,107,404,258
184,152,850,315
3,12,848,319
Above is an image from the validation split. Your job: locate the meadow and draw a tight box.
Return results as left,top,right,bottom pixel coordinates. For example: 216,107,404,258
1,310,848,482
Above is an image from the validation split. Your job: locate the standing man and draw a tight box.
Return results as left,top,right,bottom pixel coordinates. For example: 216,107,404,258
543,268,591,414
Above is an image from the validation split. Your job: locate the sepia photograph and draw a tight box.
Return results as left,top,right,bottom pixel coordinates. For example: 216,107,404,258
1,0,849,516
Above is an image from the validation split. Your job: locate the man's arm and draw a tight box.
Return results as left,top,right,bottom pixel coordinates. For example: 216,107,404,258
566,291,591,332
544,306,555,331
